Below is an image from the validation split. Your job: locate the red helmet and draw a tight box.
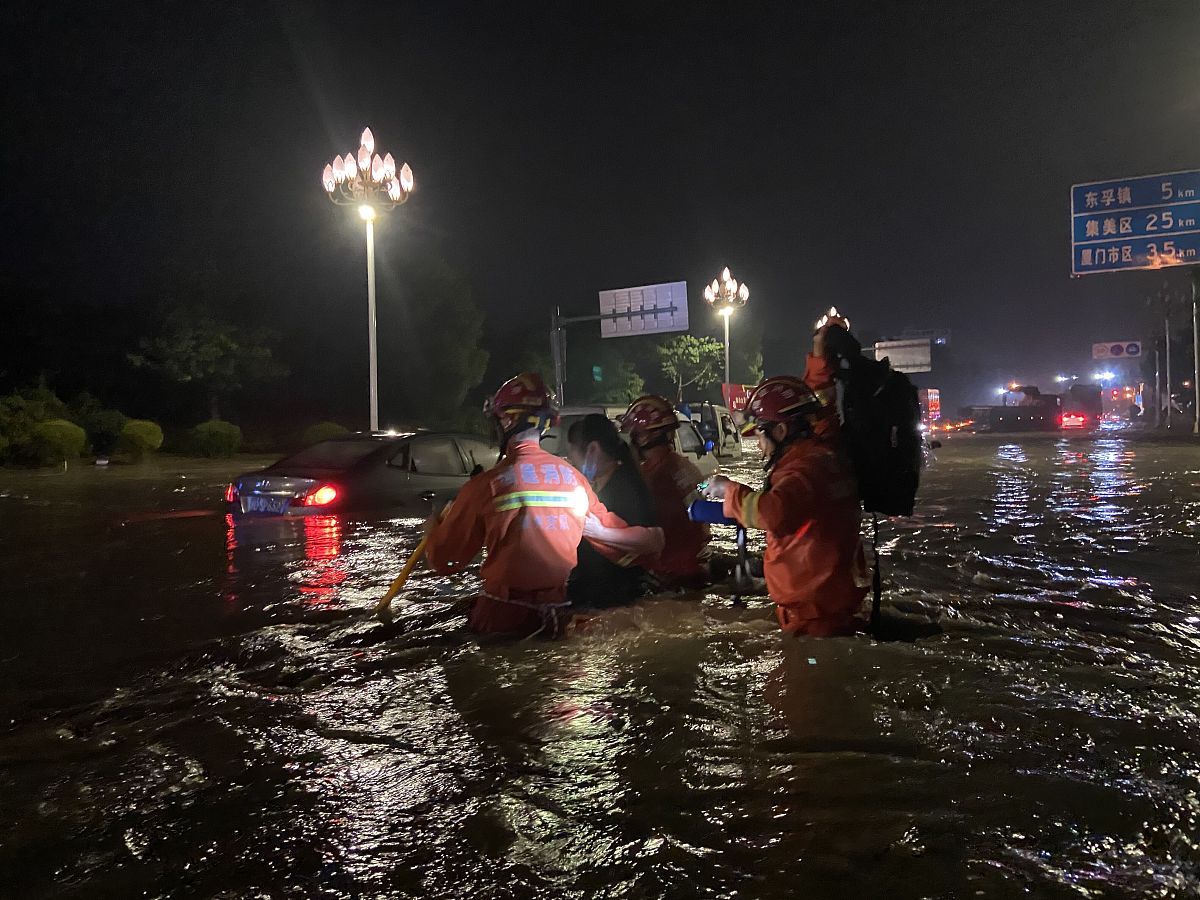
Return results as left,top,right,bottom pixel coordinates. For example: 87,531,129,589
485,372,557,419
742,375,820,435
620,395,678,445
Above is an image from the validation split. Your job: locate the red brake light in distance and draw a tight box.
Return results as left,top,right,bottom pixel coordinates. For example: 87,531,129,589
304,485,338,506
224,483,237,503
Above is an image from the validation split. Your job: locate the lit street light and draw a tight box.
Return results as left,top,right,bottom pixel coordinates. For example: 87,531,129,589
321,127,415,432
703,267,749,396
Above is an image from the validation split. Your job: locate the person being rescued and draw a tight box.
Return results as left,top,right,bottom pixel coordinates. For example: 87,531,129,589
700,315,869,637
619,395,713,590
423,373,665,638
564,414,657,607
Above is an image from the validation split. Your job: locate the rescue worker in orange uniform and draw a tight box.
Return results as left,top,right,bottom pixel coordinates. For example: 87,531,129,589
424,373,665,637
701,319,868,636
620,395,712,589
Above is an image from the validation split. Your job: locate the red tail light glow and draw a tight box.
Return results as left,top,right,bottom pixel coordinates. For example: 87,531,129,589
1061,413,1087,428
304,484,339,506
224,483,237,503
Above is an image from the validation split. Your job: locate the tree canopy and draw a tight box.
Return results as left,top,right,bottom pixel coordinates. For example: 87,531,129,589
129,306,286,420
657,334,724,402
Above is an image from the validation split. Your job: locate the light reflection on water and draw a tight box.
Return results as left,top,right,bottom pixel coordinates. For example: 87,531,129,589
1,437,1199,897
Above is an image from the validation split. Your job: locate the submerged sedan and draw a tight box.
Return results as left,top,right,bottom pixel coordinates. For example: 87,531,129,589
225,432,499,517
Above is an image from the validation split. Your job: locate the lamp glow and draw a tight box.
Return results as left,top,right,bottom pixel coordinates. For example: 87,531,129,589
358,204,376,221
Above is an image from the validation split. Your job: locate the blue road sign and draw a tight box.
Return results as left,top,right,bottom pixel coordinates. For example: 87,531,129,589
1071,170,1200,274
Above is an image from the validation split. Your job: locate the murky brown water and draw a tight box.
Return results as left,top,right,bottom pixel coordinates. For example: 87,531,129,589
2,433,1199,898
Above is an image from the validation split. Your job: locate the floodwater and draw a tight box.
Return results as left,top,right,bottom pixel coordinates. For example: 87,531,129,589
1,433,1198,898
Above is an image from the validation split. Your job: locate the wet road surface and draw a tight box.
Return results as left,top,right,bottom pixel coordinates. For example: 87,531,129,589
1,434,1199,898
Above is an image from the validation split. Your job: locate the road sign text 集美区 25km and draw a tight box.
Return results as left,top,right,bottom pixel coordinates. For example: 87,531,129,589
1071,170,1200,275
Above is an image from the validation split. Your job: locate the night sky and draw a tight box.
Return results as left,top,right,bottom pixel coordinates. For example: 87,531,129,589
5,1,1200,410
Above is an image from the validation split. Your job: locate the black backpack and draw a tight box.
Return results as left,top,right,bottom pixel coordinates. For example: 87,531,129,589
826,329,922,517
819,326,924,635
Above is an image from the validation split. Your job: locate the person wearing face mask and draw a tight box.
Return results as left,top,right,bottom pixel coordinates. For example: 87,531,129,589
700,318,869,636
424,374,664,637
565,414,658,607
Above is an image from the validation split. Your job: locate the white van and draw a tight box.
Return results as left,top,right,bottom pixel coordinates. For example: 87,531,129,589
683,401,742,460
542,405,719,479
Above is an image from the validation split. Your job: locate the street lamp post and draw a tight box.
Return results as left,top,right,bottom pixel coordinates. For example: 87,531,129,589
321,127,414,432
703,267,749,395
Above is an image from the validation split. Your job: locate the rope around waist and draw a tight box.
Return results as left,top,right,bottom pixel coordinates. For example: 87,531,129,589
479,591,572,639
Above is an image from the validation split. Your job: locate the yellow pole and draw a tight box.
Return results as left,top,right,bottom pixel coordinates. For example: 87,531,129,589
374,503,451,622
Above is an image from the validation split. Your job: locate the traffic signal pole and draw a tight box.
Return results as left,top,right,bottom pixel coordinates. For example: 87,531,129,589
548,304,681,406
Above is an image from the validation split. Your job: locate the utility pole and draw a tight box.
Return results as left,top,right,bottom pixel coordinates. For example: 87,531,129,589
1165,314,1173,429
550,307,565,405
1154,348,1162,428
1193,273,1200,434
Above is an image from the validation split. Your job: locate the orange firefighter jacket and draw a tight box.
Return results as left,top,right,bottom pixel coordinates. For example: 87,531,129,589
425,440,661,605
723,440,867,630
722,352,867,633
639,445,710,584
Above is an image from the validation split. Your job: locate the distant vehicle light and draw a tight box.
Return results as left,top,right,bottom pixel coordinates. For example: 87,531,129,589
224,483,237,503
304,485,339,506
1061,413,1087,429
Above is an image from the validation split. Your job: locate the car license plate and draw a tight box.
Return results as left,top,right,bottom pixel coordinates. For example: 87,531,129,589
244,494,288,514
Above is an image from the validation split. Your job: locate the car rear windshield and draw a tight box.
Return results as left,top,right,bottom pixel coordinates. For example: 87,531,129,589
273,440,382,470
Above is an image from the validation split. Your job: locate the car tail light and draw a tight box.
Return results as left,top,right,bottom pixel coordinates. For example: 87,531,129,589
224,483,238,503
303,484,338,506
1062,413,1086,428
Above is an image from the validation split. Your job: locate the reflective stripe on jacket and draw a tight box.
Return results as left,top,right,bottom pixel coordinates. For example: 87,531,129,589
424,440,654,604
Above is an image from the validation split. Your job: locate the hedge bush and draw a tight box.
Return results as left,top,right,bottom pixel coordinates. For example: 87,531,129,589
1,387,68,464
119,419,164,460
302,421,350,446
29,419,87,466
190,419,243,458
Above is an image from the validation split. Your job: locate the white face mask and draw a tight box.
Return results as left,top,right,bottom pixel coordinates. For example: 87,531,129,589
581,445,601,482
